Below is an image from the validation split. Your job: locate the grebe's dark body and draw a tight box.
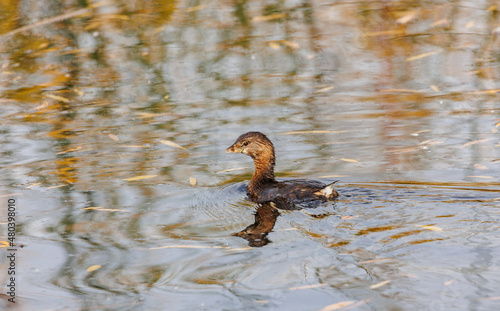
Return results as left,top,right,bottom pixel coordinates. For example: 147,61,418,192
226,131,338,209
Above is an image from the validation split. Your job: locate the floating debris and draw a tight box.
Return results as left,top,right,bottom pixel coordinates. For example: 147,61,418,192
124,175,157,181
460,138,493,148
411,130,431,136
406,49,442,62
86,265,102,272
418,140,443,146
468,89,500,95
388,140,443,154
290,284,327,290
34,101,49,110
417,225,443,232
135,112,174,119
186,4,205,12
370,280,390,289
341,215,360,220
340,158,358,163
108,134,120,142
282,40,300,49
474,164,488,170
465,21,474,29
397,11,418,24
365,29,405,36
431,18,449,27
359,258,393,264
56,146,82,155
189,177,197,186
82,207,125,212
44,94,70,103
26,183,42,189
1,7,93,38
253,13,286,22
47,185,66,189
160,140,186,150
315,86,335,93
268,42,280,50
319,300,371,311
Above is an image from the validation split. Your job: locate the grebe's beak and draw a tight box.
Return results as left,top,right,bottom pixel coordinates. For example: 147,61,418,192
225,143,239,153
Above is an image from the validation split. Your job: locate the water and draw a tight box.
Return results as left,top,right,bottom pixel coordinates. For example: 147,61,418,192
0,0,499,310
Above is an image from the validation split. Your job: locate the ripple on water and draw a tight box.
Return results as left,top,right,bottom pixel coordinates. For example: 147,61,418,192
190,182,250,220
17,179,500,311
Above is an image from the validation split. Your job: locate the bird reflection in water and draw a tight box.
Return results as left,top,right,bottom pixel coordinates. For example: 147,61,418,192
233,196,330,247
233,202,279,247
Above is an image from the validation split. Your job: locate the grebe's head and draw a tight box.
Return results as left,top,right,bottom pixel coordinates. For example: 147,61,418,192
226,131,274,160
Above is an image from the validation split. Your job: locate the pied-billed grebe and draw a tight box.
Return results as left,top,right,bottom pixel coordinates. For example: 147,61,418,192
226,131,338,208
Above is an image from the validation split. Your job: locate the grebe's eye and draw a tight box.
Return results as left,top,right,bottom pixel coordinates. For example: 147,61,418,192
241,141,249,147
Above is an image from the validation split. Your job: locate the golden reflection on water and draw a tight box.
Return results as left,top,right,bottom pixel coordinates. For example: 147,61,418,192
356,225,397,236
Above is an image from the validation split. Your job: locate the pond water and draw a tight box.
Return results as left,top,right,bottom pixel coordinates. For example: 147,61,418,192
0,0,499,310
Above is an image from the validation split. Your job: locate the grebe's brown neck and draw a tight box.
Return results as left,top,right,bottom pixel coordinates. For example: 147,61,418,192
225,131,277,196
248,147,276,195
